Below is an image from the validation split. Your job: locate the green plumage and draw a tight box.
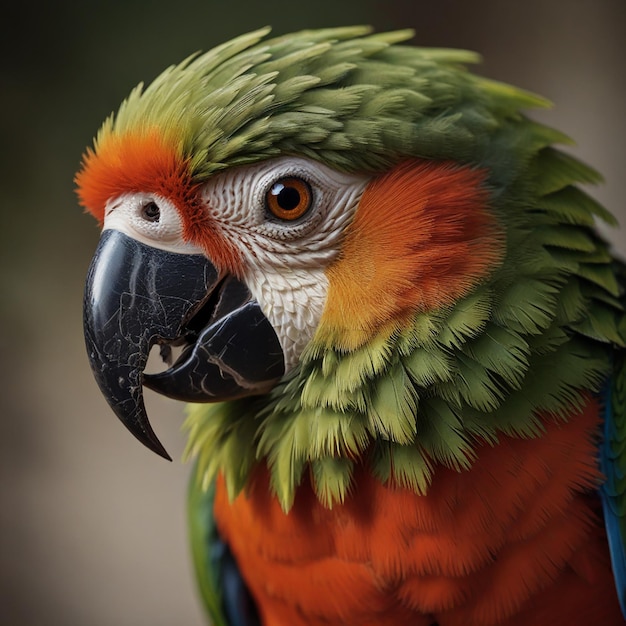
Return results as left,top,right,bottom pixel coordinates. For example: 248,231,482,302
188,477,228,626
172,27,626,512
99,26,549,183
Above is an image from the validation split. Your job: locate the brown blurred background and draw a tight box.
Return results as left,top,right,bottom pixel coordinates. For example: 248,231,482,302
1,1,624,624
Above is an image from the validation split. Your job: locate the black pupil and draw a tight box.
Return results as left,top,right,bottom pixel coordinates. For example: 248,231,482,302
143,201,160,221
272,183,301,211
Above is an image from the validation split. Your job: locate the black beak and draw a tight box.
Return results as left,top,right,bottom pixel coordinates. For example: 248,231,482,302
83,230,284,460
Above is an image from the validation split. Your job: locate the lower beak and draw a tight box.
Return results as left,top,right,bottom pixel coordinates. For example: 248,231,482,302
83,230,284,459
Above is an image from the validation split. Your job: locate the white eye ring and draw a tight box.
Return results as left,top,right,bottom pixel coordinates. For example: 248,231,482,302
103,192,204,254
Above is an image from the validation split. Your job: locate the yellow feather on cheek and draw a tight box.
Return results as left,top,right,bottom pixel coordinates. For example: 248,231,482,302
318,160,503,351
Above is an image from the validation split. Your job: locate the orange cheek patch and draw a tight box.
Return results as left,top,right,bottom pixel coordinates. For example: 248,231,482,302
74,129,243,274
320,160,502,349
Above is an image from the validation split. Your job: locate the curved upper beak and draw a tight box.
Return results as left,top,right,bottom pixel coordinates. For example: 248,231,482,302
83,229,284,459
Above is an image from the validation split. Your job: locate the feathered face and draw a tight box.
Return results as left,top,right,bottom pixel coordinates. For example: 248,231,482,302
80,118,497,458
95,156,370,368
80,27,621,507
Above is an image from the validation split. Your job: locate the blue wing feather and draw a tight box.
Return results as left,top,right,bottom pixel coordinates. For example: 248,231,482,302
600,354,626,617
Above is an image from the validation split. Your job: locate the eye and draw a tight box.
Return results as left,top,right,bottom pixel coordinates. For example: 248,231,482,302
141,201,161,222
265,177,312,221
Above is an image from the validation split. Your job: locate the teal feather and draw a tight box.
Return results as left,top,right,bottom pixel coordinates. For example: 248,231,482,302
601,350,626,615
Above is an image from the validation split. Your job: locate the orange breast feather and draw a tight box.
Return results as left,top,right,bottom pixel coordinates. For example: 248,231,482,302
214,397,624,626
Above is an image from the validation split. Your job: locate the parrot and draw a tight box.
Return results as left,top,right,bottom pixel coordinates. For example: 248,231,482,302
75,26,626,626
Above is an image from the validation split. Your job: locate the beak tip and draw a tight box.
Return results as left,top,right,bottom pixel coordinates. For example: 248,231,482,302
148,439,173,462
129,419,173,462
156,449,174,463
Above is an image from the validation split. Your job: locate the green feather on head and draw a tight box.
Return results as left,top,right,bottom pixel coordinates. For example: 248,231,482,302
97,26,552,183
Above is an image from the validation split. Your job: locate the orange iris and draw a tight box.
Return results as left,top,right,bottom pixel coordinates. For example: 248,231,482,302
266,177,313,221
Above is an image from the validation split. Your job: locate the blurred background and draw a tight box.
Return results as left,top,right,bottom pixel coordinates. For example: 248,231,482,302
1,1,624,624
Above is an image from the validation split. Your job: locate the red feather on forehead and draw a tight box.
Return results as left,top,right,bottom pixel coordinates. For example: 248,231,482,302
75,129,242,274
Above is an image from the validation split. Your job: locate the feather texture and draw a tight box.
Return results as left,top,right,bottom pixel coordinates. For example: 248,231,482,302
207,398,623,625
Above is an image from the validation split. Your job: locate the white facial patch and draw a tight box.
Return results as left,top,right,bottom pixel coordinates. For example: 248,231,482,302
201,157,370,370
102,160,370,372
103,192,205,255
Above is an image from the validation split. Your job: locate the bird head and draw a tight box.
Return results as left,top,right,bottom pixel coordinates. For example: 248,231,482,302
78,27,621,508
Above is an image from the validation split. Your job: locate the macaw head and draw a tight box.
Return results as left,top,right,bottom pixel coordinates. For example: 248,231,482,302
78,27,621,507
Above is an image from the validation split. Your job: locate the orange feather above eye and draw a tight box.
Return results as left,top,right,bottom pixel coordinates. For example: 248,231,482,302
74,129,243,274
319,160,503,350
75,129,191,222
